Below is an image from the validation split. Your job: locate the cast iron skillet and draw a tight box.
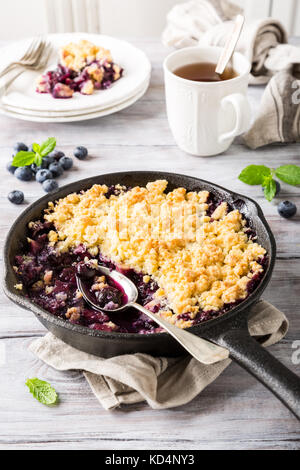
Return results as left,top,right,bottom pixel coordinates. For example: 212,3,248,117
3,171,300,418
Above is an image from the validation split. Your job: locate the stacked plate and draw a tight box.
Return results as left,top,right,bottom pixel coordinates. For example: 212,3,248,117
0,33,151,122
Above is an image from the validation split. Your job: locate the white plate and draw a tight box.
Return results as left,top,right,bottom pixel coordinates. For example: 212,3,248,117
4,74,150,117
0,80,149,123
0,33,151,113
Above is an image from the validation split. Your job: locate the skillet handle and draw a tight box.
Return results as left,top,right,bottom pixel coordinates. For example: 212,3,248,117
216,327,300,420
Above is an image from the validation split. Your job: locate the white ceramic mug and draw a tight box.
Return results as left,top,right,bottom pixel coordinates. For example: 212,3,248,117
163,46,251,156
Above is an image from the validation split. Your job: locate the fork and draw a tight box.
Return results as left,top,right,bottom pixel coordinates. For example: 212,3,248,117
0,38,52,79
0,39,52,97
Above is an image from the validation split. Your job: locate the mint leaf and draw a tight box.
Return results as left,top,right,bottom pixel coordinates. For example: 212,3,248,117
40,137,56,157
12,151,36,167
238,165,271,185
263,179,276,202
32,143,40,153
26,378,58,405
275,165,300,186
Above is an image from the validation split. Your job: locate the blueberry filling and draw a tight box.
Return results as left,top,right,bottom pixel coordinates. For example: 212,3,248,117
14,226,162,333
36,61,123,99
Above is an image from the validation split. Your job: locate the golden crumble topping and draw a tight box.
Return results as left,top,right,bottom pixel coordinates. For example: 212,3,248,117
14,283,23,290
44,180,266,326
61,39,112,72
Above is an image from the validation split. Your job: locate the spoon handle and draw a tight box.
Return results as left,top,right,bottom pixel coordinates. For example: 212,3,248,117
130,302,229,364
215,14,244,75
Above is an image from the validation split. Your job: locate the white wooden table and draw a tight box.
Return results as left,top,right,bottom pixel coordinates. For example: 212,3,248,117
1,38,300,450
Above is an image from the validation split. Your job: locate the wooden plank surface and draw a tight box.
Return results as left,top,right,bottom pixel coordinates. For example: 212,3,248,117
0,38,299,450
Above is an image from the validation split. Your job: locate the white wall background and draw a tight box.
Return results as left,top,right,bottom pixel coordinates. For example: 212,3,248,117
0,0,299,40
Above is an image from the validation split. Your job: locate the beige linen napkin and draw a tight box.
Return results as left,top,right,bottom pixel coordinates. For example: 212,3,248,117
28,300,288,410
162,0,288,84
243,65,300,148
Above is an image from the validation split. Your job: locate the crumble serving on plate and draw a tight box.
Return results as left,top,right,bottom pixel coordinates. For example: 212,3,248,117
14,180,267,334
36,39,123,99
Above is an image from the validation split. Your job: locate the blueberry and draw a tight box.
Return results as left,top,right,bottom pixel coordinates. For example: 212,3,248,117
48,150,65,161
31,160,48,173
262,180,281,196
278,201,297,219
59,156,73,170
42,179,59,193
31,163,38,174
36,169,53,183
76,262,98,280
13,142,28,153
95,287,122,308
49,162,63,177
15,166,32,181
74,146,88,160
7,161,17,174
8,190,24,204
43,155,55,166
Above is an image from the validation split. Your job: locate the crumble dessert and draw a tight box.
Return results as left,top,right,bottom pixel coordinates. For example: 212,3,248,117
14,180,267,334
36,39,123,99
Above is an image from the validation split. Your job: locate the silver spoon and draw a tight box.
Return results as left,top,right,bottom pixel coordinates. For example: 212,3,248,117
76,266,229,365
215,14,244,76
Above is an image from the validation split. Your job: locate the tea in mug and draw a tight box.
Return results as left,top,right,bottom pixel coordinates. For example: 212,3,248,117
174,62,237,82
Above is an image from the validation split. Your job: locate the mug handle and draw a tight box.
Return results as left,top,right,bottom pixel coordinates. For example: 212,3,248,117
218,93,251,143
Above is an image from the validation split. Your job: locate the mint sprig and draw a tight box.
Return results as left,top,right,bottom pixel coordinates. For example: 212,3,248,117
25,378,58,406
12,137,56,168
238,164,300,201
